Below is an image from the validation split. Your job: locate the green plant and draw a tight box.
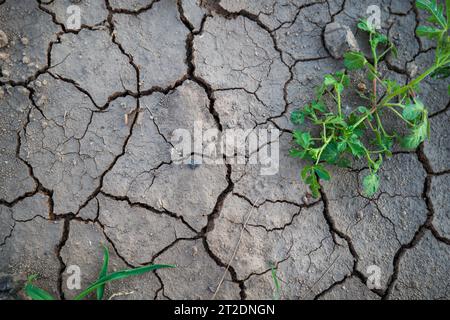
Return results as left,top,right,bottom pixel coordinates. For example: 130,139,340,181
24,246,175,300
271,265,281,300
290,0,450,198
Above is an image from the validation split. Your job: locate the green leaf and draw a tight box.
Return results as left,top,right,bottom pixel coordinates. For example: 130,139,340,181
336,71,350,87
357,19,375,33
96,245,110,300
337,141,347,153
324,74,337,86
302,104,315,116
24,275,56,300
344,52,367,70
336,83,345,94
290,148,309,159
417,25,444,39
321,142,340,164
363,173,380,197
356,106,374,120
447,0,450,26
402,134,421,150
301,166,321,198
384,79,401,94
314,165,331,181
376,132,394,152
371,32,389,49
312,100,326,112
305,173,321,198
347,137,366,158
308,147,321,160
309,181,321,198
431,64,450,79
325,115,348,127
301,165,313,181
74,264,175,300
357,106,370,114
401,117,429,149
374,33,388,45
416,0,447,28
293,130,311,149
291,109,305,125
402,99,425,121
271,266,281,300
372,155,383,172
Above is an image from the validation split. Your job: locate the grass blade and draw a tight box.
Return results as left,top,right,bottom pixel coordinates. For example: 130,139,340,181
24,275,56,300
74,264,175,300
271,266,281,300
446,0,450,26
96,245,109,300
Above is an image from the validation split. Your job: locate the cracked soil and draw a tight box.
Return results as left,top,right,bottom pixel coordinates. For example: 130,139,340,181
0,0,449,300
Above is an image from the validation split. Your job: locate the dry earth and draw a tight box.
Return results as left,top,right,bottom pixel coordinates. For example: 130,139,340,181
0,0,449,300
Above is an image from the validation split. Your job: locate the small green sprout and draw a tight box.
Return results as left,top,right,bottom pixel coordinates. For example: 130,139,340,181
24,246,175,300
271,265,281,300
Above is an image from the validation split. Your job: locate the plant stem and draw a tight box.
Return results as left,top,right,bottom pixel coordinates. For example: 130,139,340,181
375,113,387,136
370,32,378,110
315,134,333,165
364,147,377,173
379,65,440,107
386,106,414,126
385,103,404,108
337,90,342,117
366,118,376,132
352,64,441,130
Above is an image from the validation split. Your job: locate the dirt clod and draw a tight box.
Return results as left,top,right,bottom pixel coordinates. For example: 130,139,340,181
0,30,8,48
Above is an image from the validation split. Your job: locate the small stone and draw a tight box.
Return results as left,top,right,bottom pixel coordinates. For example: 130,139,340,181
356,211,364,220
407,63,418,78
2,69,10,77
0,88,4,99
37,95,48,105
0,30,8,48
18,87,28,95
0,52,9,60
20,37,29,46
324,22,359,59
22,56,30,64
357,82,367,92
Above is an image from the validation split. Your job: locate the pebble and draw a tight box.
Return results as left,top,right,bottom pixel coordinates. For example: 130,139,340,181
22,56,30,64
356,211,364,220
20,37,29,46
324,22,360,59
18,87,28,95
0,30,8,48
0,52,9,60
37,95,48,105
407,63,418,78
0,88,4,99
